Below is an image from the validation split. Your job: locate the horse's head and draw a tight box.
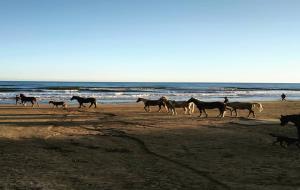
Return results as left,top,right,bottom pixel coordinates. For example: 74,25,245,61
280,115,289,126
187,97,196,103
70,96,77,101
160,96,168,101
159,97,167,103
136,98,142,102
49,101,53,104
20,94,25,98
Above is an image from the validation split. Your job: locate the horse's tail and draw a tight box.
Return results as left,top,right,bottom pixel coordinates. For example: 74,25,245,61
253,103,263,112
189,102,195,114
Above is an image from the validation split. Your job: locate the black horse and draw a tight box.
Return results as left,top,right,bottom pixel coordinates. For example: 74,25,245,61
71,96,97,108
19,94,39,107
280,114,300,139
187,97,226,118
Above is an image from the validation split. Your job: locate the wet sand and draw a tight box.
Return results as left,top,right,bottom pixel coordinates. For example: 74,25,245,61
0,101,299,190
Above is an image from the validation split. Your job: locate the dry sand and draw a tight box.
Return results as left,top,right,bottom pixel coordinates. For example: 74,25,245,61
0,101,300,190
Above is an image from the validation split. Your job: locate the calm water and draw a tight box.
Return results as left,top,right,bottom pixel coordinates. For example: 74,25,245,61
0,81,300,104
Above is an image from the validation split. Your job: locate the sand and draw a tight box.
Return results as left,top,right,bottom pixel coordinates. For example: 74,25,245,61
0,101,300,190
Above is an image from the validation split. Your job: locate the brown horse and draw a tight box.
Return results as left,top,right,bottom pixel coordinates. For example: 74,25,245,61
49,101,67,108
136,98,166,112
226,102,263,118
187,97,226,118
71,96,97,108
20,94,39,107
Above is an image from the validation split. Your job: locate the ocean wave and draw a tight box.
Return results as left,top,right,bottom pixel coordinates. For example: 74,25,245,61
0,82,300,104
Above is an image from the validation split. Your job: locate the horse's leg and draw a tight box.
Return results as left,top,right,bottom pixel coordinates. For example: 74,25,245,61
188,107,192,115
203,109,208,118
164,105,168,112
216,109,221,117
247,110,251,118
226,107,233,116
158,105,162,112
31,101,34,107
234,109,238,117
186,107,190,114
94,102,97,108
221,109,226,118
199,110,202,117
252,111,256,118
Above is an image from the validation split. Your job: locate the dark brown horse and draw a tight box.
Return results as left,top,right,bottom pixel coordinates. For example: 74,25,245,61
280,114,300,139
20,94,39,107
49,101,67,108
187,97,226,118
71,96,97,108
136,97,166,112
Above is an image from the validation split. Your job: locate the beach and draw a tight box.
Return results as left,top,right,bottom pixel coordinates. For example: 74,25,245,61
0,101,299,189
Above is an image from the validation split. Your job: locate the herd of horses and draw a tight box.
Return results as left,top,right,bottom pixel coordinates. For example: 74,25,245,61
13,93,300,148
16,93,264,118
137,96,263,118
137,96,300,147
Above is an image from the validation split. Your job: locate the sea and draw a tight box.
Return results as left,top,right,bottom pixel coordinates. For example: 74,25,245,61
0,81,300,104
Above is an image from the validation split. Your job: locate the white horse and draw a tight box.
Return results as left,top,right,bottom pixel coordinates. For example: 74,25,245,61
226,102,263,118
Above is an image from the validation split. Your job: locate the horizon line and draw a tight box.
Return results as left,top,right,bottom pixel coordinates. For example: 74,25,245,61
0,80,299,84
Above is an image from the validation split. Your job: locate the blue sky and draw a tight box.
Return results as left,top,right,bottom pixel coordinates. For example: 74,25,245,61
0,0,299,82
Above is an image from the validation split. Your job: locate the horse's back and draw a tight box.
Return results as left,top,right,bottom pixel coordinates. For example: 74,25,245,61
199,101,225,109
227,102,251,109
146,100,163,106
173,101,189,108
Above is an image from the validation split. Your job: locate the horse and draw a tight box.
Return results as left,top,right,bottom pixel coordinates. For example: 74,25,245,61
160,97,194,115
226,102,263,118
136,97,167,112
49,101,67,108
280,114,300,139
160,97,177,115
187,97,226,118
70,96,97,108
19,94,39,107
16,95,21,105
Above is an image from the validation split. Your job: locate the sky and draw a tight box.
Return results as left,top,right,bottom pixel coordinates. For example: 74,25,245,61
0,0,299,83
